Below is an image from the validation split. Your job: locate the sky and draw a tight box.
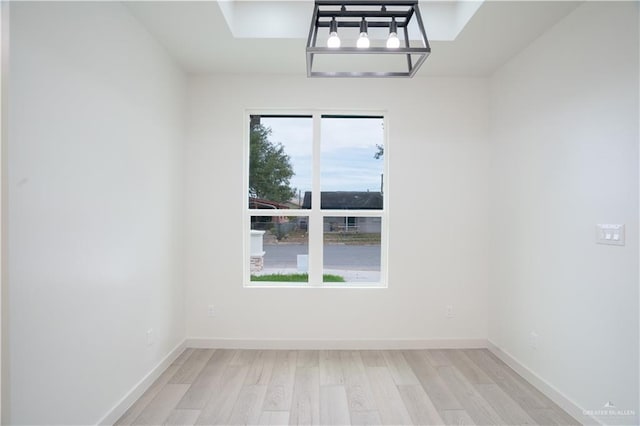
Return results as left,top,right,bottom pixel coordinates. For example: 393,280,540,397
260,116,384,198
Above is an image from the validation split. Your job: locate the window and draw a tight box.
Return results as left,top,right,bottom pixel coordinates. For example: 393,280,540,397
245,112,387,287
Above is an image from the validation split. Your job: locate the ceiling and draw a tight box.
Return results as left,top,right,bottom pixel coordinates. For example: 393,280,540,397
126,1,581,77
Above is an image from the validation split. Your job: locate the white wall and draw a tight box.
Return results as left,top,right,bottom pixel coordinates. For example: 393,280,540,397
186,75,489,343
8,3,186,424
488,2,639,425
9,2,637,424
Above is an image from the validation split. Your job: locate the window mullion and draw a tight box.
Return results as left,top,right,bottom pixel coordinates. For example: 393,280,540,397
308,113,323,286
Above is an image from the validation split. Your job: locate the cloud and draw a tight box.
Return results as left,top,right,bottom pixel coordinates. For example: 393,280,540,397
321,117,384,153
258,116,384,193
321,148,383,191
261,117,312,158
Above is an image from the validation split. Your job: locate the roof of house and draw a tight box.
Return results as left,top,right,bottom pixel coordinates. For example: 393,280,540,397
249,197,290,209
302,191,383,210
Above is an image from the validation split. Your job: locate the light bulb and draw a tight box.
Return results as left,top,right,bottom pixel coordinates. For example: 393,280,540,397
387,17,400,49
328,32,341,48
357,32,370,49
356,18,369,49
386,32,400,48
327,17,340,48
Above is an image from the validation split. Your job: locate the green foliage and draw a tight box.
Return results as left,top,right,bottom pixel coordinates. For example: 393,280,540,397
321,274,347,282
272,222,296,241
250,123,296,203
250,273,346,282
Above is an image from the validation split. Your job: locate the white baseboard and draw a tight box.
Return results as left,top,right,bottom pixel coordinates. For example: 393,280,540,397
487,341,600,426
185,337,488,350
96,340,186,426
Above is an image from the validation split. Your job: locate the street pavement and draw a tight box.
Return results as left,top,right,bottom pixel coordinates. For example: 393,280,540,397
257,243,381,283
262,243,380,270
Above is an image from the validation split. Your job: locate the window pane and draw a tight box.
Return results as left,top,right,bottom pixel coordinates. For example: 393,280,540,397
250,216,309,283
323,216,381,283
320,116,384,210
249,115,312,209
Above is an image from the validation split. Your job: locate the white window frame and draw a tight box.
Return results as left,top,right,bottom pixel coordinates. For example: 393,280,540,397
243,109,389,288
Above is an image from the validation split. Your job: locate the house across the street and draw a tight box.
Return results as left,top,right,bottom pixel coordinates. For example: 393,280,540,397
302,191,382,233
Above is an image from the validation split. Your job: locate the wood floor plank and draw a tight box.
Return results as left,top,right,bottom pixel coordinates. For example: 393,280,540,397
443,350,493,385
227,384,268,425
246,350,277,386
475,383,537,425
365,367,413,425
120,349,579,426
259,411,290,426
397,384,444,425
440,409,476,426
115,365,180,426
164,409,200,426
382,350,420,385
485,350,561,408
319,350,345,385
463,349,552,409
320,385,351,426
528,408,581,426
436,366,505,425
230,349,258,366
177,349,236,409
423,349,452,367
170,349,215,384
172,348,195,366
339,351,377,412
350,410,382,426
195,366,250,425
263,350,298,411
133,384,190,426
402,351,463,411
289,366,320,425
297,350,320,367
360,351,386,367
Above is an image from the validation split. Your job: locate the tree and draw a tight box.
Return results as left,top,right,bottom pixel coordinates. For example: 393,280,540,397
374,121,385,159
374,144,384,159
249,123,296,203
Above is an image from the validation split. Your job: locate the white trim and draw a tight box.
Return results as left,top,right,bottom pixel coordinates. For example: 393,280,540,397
185,338,488,350
309,113,322,286
242,112,251,287
487,341,599,426
244,282,386,289
96,340,186,426
243,110,389,288
0,2,8,422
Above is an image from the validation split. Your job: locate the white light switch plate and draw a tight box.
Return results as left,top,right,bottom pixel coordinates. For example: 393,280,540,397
596,224,625,246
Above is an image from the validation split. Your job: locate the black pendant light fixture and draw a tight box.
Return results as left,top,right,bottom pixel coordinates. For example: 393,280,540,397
306,1,431,78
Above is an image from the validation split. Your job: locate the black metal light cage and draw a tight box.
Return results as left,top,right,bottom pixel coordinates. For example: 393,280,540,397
306,0,431,78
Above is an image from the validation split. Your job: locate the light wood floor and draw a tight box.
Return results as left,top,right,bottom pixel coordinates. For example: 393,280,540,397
116,348,580,426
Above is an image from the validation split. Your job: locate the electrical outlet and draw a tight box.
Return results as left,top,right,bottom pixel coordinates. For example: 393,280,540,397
596,224,625,246
207,305,216,317
445,304,454,318
146,329,154,346
529,331,538,350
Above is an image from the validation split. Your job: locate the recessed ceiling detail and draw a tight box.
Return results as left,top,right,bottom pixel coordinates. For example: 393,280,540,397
124,1,581,76
217,0,483,41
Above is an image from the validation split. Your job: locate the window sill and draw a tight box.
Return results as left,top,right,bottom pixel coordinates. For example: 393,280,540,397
244,281,387,289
